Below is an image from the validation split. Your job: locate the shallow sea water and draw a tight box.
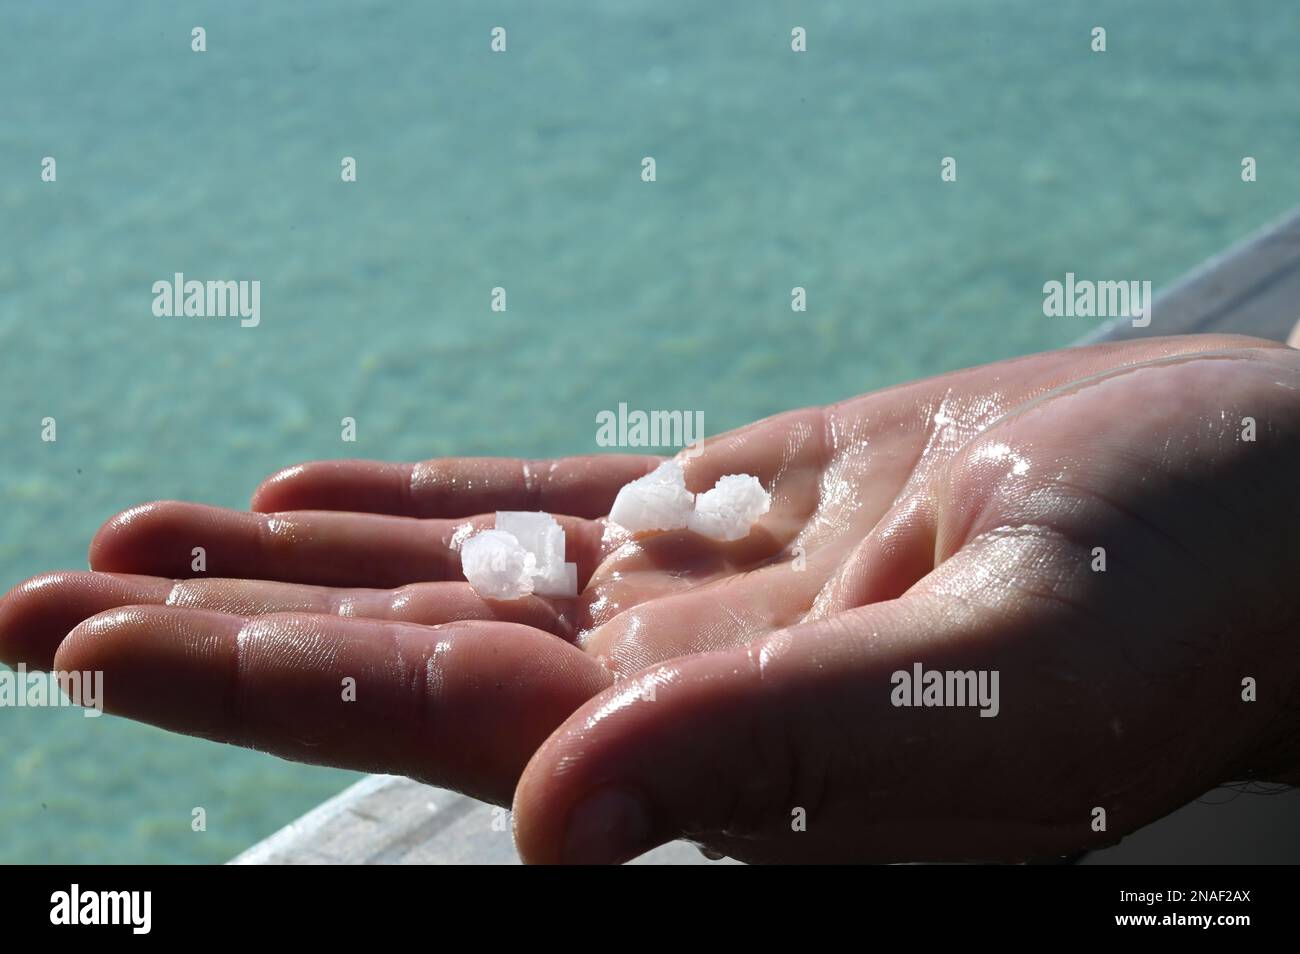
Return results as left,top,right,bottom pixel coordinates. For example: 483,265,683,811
2,0,1298,862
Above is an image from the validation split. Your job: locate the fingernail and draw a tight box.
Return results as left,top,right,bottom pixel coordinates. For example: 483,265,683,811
561,788,653,865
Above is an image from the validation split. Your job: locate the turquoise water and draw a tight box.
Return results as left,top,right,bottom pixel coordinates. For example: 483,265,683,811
3,0,1299,863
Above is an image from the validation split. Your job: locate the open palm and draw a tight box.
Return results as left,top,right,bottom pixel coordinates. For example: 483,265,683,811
4,334,1299,863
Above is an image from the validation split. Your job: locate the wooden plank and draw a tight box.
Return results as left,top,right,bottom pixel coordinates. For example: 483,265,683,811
230,774,735,865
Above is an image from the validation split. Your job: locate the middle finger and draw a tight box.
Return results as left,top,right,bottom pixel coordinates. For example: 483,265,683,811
88,501,608,589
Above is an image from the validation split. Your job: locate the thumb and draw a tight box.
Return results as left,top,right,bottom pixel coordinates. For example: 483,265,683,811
511,593,1047,865
512,571,1273,865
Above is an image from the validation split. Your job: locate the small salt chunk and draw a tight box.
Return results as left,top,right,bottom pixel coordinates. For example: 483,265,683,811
460,529,537,600
608,460,695,533
687,474,771,541
461,512,578,600
497,511,565,572
497,511,577,597
536,561,579,599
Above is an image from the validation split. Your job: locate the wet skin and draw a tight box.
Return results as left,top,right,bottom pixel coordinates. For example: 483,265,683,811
3,334,1299,863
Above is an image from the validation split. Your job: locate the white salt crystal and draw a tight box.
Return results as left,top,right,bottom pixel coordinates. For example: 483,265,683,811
496,511,577,597
542,561,579,599
496,512,565,570
608,460,695,533
461,512,578,600
460,529,537,600
687,474,771,541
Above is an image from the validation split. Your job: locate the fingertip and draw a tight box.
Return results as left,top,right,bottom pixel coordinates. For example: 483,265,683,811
1,571,173,670
55,605,245,729
0,571,78,669
88,501,180,571
515,780,660,865
513,669,681,865
53,604,143,671
56,603,235,669
250,463,311,512
250,459,409,514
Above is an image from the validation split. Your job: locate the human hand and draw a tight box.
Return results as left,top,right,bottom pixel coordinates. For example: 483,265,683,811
3,334,1298,863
